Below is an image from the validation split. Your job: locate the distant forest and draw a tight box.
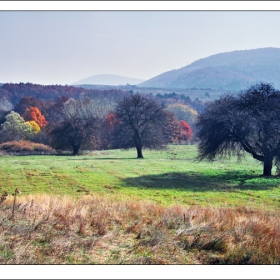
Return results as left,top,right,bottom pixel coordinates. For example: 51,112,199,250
0,83,205,114
0,83,203,155
0,83,127,105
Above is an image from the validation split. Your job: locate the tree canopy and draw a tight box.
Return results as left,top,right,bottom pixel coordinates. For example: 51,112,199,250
111,93,180,158
167,103,197,129
46,99,101,155
22,106,47,128
177,120,193,143
196,83,280,176
1,111,33,141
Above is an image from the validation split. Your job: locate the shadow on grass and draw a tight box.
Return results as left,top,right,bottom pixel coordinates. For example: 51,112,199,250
123,171,280,192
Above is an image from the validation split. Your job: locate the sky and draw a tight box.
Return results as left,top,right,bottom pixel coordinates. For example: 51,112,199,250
1,2,280,85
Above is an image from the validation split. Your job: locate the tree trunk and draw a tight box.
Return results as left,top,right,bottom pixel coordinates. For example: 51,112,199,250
72,145,80,156
263,157,273,176
136,146,144,159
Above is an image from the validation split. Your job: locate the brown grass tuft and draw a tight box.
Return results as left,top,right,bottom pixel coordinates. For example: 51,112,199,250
0,193,279,264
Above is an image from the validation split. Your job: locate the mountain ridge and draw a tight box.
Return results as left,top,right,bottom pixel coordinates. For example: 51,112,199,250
73,74,145,86
139,47,280,90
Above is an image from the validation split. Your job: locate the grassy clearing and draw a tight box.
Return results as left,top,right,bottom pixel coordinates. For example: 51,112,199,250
0,194,279,264
0,145,280,208
0,145,279,265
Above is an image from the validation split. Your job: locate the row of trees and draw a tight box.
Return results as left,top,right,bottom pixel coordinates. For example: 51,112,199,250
47,94,193,157
0,82,129,105
2,81,279,176
0,94,194,158
51,82,280,176
0,82,202,126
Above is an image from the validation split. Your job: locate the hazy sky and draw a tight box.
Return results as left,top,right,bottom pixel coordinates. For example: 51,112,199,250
1,3,280,85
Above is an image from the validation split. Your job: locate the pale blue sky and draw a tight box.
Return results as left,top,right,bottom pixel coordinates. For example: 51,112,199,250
1,6,280,85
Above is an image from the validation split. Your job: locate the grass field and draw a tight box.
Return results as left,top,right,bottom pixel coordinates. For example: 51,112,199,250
0,145,280,265
0,145,280,209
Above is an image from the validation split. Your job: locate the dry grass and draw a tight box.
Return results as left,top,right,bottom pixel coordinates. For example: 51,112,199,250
0,192,279,264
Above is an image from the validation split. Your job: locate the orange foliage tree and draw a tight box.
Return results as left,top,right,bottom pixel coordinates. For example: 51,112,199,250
22,107,47,128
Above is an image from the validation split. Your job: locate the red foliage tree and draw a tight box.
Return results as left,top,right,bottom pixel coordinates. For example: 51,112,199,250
101,113,121,149
178,120,193,143
105,113,120,127
22,106,47,128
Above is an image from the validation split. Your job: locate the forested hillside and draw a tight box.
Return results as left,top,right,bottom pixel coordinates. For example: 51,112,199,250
0,83,203,115
0,83,128,105
139,48,280,90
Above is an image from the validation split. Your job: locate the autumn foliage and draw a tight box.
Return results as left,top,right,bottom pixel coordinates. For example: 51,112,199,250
100,113,122,149
0,194,279,264
22,107,47,128
178,120,193,142
105,113,120,127
0,140,54,154
0,83,201,152
26,121,41,134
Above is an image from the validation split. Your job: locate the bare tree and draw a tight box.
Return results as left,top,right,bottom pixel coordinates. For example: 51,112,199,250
47,99,101,155
196,83,280,176
63,97,113,120
111,94,179,158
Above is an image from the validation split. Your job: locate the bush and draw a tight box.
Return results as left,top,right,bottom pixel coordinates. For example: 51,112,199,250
0,140,55,155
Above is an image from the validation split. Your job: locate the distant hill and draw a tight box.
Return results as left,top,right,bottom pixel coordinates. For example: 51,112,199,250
139,48,280,91
73,74,145,86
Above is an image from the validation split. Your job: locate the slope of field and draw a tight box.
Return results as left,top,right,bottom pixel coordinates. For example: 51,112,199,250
0,145,280,209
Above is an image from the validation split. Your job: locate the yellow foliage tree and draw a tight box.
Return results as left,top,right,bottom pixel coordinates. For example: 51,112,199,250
167,103,198,128
26,121,41,134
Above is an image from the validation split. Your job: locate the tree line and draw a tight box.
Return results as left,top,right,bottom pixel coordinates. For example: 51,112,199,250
0,83,128,105
1,81,280,177
0,93,194,158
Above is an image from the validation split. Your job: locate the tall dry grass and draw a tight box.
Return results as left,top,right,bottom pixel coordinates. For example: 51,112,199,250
0,192,279,264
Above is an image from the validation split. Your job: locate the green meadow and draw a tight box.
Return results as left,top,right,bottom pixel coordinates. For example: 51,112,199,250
1,145,280,209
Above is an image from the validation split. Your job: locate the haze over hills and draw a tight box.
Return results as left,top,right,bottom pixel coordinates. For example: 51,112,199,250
139,48,280,91
73,74,145,86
